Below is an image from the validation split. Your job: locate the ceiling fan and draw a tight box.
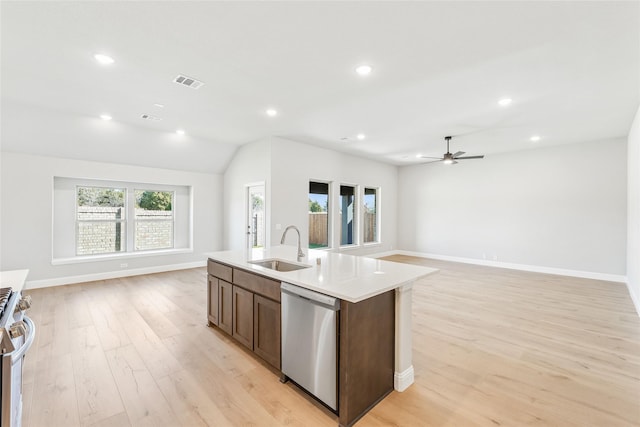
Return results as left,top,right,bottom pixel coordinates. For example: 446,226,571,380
420,136,484,164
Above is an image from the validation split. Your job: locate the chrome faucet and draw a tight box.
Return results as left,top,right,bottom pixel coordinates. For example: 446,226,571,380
280,225,305,262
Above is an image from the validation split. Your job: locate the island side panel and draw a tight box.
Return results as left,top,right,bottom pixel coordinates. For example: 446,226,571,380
394,282,415,391
339,290,395,427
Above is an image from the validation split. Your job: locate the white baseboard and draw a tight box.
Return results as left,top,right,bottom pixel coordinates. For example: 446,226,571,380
24,261,206,290
626,281,640,317
394,366,414,392
369,249,627,283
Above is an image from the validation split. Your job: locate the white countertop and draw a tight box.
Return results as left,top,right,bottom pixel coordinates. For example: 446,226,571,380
0,269,29,292
205,246,437,303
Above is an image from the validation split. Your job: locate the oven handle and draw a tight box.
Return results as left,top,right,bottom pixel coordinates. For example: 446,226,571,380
11,315,35,365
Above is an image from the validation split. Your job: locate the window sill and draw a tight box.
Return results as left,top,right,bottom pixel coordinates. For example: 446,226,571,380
52,248,193,265
363,242,382,247
338,242,382,252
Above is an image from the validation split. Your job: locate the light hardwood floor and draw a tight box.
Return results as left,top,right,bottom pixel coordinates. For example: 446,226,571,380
21,256,640,426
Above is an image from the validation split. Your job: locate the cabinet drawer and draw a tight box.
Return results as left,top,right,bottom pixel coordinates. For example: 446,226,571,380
233,269,281,302
208,259,233,282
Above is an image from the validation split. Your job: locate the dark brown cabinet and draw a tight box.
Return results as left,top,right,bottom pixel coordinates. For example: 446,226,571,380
207,259,281,369
218,279,233,335
232,285,254,349
338,291,395,427
207,275,219,326
254,294,281,369
207,258,395,426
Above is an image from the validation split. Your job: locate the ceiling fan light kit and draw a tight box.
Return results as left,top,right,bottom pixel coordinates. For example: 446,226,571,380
421,136,485,165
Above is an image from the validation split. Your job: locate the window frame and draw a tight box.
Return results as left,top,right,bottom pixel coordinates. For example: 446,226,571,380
75,185,127,256
53,177,192,265
362,187,380,245
308,180,332,250
338,183,359,248
133,189,176,252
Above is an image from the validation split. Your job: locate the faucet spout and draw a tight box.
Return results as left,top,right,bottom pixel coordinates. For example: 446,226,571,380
280,225,305,262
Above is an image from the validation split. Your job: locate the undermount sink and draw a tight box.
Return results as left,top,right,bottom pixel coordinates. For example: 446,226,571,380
249,258,311,272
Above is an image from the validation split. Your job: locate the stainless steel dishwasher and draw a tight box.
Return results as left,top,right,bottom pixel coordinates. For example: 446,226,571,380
281,282,340,411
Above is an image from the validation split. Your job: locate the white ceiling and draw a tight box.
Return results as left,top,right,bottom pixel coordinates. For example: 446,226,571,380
1,1,638,173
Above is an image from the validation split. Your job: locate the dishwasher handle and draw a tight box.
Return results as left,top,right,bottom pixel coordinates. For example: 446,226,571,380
281,282,340,311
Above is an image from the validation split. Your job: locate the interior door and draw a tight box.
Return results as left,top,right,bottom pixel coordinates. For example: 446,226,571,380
246,184,265,249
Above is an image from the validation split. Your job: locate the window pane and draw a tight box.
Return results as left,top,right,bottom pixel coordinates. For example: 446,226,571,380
77,221,126,255
134,190,174,251
309,181,329,249
364,188,378,243
340,185,356,246
249,185,265,248
76,186,126,255
77,186,125,214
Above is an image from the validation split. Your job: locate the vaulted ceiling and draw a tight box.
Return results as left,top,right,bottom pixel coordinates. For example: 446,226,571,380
2,1,638,173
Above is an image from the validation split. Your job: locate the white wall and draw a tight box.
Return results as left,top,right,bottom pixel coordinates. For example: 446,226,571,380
627,106,640,313
2,101,238,174
223,139,271,250
269,137,397,255
0,152,223,286
398,138,627,277
222,137,398,255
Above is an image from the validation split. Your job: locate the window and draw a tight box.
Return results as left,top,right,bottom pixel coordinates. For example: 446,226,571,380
363,187,379,243
309,181,330,249
340,184,357,246
76,186,126,255
248,184,265,249
53,177,191,262
134,190,174,251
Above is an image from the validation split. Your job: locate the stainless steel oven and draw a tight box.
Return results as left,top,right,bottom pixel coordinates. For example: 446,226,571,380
0,288,35,427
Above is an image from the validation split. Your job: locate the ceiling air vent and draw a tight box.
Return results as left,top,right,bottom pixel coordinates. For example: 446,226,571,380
173,74,205,89
141,114,162,121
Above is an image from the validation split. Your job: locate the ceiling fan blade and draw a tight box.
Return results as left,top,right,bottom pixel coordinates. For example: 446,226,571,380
420,156,444,159
455,155,484,160
422,159,444,163
452,151,465,158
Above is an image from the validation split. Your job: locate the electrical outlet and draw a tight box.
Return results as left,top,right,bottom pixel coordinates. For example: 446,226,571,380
275,223,282,230
120,263,128,268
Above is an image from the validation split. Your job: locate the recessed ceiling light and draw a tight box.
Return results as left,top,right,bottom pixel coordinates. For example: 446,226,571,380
530,135,541,142
356,133,366,140
154,103,165,108
355,64,373,76
176,129,185,135
94,53,114,65
266,108,278,117
498,98,512,106
99,114,112,121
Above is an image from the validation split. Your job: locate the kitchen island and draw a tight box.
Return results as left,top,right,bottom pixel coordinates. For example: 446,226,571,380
205,246,437,426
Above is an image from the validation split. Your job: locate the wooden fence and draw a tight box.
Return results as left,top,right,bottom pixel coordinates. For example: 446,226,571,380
308,212,377,245
309,213,328,246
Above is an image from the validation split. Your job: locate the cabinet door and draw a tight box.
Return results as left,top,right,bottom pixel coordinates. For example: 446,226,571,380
232,286,254,350
254,294,281,369
218,280,233,335
207,275,219,326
